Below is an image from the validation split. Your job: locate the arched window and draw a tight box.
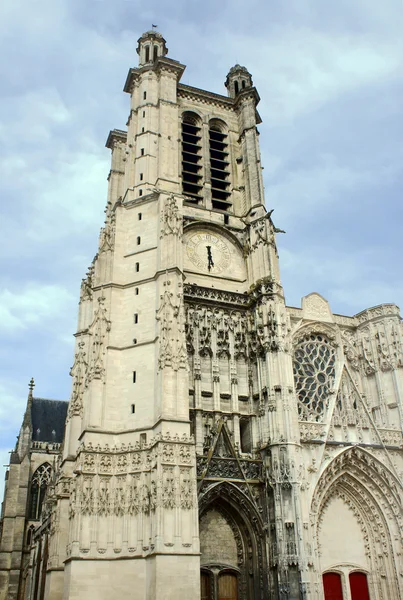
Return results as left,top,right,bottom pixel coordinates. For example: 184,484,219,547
349,572,370,600
26,525,35,547
145,45,150,63
153,46,158,61
323,572,343,600
234,80,239,95
29,463,52,520
181,111,203,204
209,119,231,211
293,333,336,421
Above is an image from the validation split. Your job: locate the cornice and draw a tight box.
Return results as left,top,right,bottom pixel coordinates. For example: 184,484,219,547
105,129,127,149
178,84,235,111
233,86,261,108
124,58,186,93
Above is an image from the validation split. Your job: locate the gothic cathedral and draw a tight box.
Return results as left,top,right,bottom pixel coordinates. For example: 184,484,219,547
1,29,402,600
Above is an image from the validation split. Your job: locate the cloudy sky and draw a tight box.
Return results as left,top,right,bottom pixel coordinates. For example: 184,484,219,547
0,0,402,495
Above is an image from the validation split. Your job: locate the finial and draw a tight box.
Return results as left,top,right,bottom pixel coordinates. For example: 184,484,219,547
28,377,35,397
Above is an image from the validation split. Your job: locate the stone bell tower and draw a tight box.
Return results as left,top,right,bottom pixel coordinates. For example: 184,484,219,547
45,28,301,600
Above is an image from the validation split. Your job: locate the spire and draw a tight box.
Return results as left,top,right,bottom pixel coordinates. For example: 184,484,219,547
136,29,168,67
22,377,35,429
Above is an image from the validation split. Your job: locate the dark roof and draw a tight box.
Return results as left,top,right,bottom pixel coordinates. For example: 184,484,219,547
31,398,68,443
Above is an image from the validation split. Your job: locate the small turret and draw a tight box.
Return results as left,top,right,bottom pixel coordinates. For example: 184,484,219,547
225,64,253,98
137,29,168,67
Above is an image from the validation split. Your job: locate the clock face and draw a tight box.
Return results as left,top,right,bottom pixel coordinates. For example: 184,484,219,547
185,230,232,274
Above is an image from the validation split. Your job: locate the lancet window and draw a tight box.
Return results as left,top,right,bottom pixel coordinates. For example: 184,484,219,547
293,333,335,421
28,463,52,520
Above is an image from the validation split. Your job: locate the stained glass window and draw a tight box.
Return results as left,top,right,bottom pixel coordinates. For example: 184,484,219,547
29,463,52,520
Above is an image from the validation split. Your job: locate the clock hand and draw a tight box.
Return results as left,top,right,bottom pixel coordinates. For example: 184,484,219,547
206,245,214,271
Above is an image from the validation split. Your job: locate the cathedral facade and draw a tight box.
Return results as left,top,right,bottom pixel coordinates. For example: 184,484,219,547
1,29,402,600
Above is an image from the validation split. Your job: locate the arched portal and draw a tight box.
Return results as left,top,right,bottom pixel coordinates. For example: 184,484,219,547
311,447,403,600
198,482,269,600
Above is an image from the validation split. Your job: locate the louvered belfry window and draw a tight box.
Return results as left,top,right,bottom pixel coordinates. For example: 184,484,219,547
181,112,203,203
209,120,231,211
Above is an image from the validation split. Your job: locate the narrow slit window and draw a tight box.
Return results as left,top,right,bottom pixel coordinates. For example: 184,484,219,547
143,91,147,100
140,173,143,181
141,127,144,133
131,404,135,414
139,189,143,197
224,214,229,225
133,371,136,383
134,314,138,324
138,213,142,221
135,287,139,295
142,111,145,118
135,262,140,272
140,148,144,156
137,236,141,245
133,338,137,345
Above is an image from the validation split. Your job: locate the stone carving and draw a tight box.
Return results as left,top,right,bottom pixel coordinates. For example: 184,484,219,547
160,193,182,238
98,479,110,516
180,471,194,509
68,342,87,418
99,201,116,253
299,422,326,442
184,283,251,307
80,259,95,302
114,478,125,516
81,477,94,516
162,468,176,509
157,280,188,371
86,296,111,384
293,333,336,421
302,293,333,322
127,477,140,515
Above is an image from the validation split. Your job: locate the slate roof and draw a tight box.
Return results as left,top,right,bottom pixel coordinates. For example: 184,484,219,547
31,398,68,443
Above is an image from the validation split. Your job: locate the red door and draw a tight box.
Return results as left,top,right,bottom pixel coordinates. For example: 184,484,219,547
323,572,343,600
349,572,370,600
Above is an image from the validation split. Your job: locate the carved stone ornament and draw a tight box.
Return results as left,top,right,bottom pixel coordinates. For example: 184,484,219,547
160,193,182,239
85,296,111,385
99,201,116,253
293,332,336,421
80,259,95,302
157,279,188,371
302,293,333,323
68,342,87,418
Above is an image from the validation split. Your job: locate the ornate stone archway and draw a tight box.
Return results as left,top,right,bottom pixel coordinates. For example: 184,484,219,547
311,447,402,600
199,481,269,600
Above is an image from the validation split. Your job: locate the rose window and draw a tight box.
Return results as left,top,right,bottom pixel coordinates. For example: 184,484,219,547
293,334,336,421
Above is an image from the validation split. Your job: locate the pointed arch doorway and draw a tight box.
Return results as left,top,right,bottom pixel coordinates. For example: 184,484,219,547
198,482,269,600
